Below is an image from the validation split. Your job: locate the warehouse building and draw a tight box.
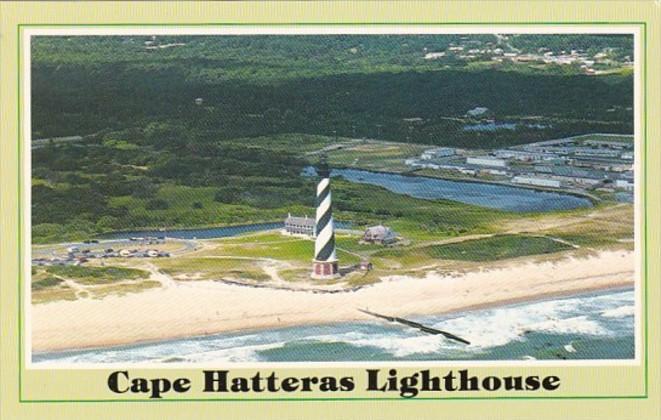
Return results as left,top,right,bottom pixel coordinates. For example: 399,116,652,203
615,180,634,191
421,147,456,160
512,176,561,188
494,149,553,162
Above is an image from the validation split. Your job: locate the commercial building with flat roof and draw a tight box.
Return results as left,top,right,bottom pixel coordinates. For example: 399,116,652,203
512,176,561,188
466,156,507,168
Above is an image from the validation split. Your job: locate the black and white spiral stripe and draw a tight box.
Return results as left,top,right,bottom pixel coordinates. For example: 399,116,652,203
314,177,337,262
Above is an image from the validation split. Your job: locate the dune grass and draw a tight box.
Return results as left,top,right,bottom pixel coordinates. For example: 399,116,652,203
156,257,272,282
376,234,573,262
45,265,149,285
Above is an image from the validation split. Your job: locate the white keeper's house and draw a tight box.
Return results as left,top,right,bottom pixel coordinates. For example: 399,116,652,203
284,214,315,236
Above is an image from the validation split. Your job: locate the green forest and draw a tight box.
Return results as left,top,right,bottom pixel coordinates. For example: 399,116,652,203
31,34,633,243
32,35,633,141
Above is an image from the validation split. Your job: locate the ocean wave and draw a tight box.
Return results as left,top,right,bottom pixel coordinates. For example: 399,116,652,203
524,316,608,336
351,334,448,357
601,305,635,318
296,331,449,358
168,342,284,363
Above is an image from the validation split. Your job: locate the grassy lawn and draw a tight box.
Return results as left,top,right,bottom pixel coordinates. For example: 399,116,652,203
224,133,341,153
31,264,155,303
214,236,312,260
171,231,373,283
217,232,299,245
540,204,634,249
156,257,272,282
377,234,573,262
425,235,573,261
335,235,385,252
31,276,64,291
326,140,427,172
91,280,162,299
208,232,363,265
44,265,149,285
32,287,77,304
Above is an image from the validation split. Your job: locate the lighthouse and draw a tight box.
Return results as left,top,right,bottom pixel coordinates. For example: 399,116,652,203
312,156,339,279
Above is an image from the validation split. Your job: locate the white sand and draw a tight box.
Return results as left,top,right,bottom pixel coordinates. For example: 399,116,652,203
31,250,634,352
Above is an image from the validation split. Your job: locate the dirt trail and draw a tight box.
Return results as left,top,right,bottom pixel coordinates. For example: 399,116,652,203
143,262,178,289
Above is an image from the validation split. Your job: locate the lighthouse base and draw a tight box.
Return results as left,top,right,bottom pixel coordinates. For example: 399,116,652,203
311,261,339,279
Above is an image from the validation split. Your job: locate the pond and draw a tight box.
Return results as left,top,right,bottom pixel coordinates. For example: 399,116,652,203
325,168,592,212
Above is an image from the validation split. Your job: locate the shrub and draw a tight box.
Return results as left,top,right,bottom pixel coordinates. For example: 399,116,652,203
145,198,169,210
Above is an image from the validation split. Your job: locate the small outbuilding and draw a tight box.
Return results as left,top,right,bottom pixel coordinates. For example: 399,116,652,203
465,107,493,119
358,260,373,271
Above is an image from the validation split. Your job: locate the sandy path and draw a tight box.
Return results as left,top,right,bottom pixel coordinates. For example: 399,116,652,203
31,250,634,353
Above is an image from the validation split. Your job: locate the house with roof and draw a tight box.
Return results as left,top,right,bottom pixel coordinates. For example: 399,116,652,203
284,214,315,237
465,107,492,119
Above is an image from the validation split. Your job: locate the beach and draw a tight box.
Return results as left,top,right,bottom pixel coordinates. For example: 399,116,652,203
31,249,635,353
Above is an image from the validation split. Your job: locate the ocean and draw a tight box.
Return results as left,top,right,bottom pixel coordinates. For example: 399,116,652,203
33,289,635,364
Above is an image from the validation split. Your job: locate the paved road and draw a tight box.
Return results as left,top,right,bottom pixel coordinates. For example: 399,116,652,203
32,237,198,259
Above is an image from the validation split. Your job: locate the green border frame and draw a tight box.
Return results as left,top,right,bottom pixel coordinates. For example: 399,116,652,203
17,22,649,403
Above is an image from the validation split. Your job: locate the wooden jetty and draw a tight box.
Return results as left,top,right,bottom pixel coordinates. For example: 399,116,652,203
358,308,471,345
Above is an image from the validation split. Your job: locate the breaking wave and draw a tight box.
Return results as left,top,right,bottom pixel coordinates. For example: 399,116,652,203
601,305,635,318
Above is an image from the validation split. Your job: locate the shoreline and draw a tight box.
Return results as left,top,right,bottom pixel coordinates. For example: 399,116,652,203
34,283,633,357
31,249,635,354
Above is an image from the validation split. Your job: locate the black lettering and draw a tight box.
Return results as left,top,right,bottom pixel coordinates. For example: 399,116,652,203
130,378,149,394
387,369,398,391
107,371,129,394
319,376,338,392
339,376,355,391
150,378,171,399
230,377,250,392
400,373,419,398
525,376,541,391
300,376,318,391
366,369,383,391
542,376,561,390
503,376,524,391
281,377,299,392
266,373,280,392
421,370,441,391
173,378,191,393
443,371,458,391
482,376,502,391
458,370,478,391
251,373,265,393
203,370,228,392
